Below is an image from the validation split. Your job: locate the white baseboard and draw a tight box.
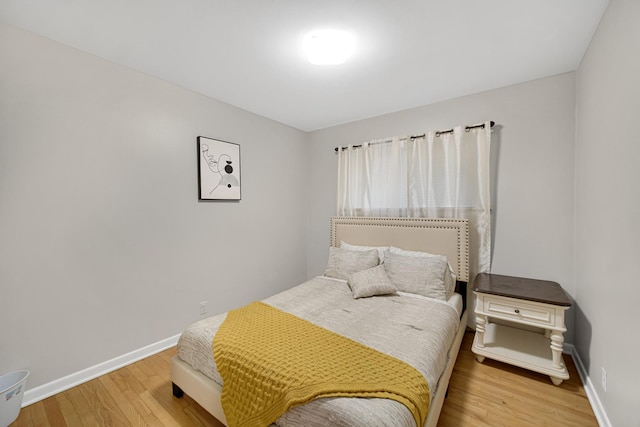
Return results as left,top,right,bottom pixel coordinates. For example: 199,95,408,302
22,334,181,407
565,344,611,427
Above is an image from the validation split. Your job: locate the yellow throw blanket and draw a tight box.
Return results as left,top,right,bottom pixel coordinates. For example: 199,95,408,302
213,301,430,427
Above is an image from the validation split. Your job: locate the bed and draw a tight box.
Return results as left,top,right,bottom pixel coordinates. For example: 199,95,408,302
171,216,470,427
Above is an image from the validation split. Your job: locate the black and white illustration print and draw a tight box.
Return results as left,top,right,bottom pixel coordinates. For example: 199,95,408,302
197,136,241,200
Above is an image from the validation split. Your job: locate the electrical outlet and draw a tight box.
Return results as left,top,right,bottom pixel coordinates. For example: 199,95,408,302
200,301,208,316
601,367,607,392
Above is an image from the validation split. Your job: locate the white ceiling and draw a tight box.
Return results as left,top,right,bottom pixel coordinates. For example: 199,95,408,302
0,1,608,131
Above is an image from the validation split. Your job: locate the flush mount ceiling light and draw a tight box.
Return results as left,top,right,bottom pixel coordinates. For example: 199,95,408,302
303,29,356,65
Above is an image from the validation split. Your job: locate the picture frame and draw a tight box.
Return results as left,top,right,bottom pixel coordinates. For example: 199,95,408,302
197,136,241,201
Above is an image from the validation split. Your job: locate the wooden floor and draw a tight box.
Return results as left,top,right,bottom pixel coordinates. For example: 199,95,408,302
13,332,598,426
438,332,598,427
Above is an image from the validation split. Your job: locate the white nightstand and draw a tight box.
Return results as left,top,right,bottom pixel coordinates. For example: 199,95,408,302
471,273,572,385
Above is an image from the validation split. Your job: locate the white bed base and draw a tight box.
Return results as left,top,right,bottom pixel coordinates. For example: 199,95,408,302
170,216,470,427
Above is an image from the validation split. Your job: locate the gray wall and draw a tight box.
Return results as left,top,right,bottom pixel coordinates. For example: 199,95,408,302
307,73,577,339
0,23,309,390
575,0,640,425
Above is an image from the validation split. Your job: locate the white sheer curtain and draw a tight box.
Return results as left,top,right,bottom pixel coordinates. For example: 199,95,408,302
337,121,492,276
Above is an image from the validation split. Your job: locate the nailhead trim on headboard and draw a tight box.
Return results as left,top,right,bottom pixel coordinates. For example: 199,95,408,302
330,216,470,283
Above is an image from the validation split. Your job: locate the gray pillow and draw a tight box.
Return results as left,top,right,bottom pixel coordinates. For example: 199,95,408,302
340,241,389,262
348,265,397,298
324,247,379,280
383,250,448,300
389,246,456,299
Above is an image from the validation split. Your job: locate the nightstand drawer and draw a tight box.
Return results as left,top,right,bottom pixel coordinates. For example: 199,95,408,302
483,297,555,327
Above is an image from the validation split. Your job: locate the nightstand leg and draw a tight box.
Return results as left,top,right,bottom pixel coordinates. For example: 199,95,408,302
475,315,486,348
550,376,563,386
550,331,564,369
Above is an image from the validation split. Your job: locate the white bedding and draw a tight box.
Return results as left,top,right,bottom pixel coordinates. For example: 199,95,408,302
177,276,460,427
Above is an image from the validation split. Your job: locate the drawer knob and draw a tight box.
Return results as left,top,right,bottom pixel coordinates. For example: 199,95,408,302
514,309,520,314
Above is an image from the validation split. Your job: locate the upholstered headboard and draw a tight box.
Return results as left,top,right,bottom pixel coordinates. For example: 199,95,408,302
330,216,470,283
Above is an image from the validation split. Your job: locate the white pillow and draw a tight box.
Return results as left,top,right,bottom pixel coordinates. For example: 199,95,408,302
324,247,379,281
348,265,397,299
383,250,448,300
341,241,389,263
389,246,457,299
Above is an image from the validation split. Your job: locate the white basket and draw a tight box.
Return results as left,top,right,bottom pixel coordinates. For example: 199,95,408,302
0,370,29,427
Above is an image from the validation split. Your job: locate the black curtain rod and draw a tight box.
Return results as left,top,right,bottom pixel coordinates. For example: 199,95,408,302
334,120,495,152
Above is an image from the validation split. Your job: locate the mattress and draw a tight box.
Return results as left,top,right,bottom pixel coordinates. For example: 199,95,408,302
177,276,460,427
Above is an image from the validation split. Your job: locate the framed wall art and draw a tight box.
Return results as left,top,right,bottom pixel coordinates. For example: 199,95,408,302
197,136,241,201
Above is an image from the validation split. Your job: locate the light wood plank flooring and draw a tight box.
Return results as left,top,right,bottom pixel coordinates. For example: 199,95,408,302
13,332,597,426
438,332,598,427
